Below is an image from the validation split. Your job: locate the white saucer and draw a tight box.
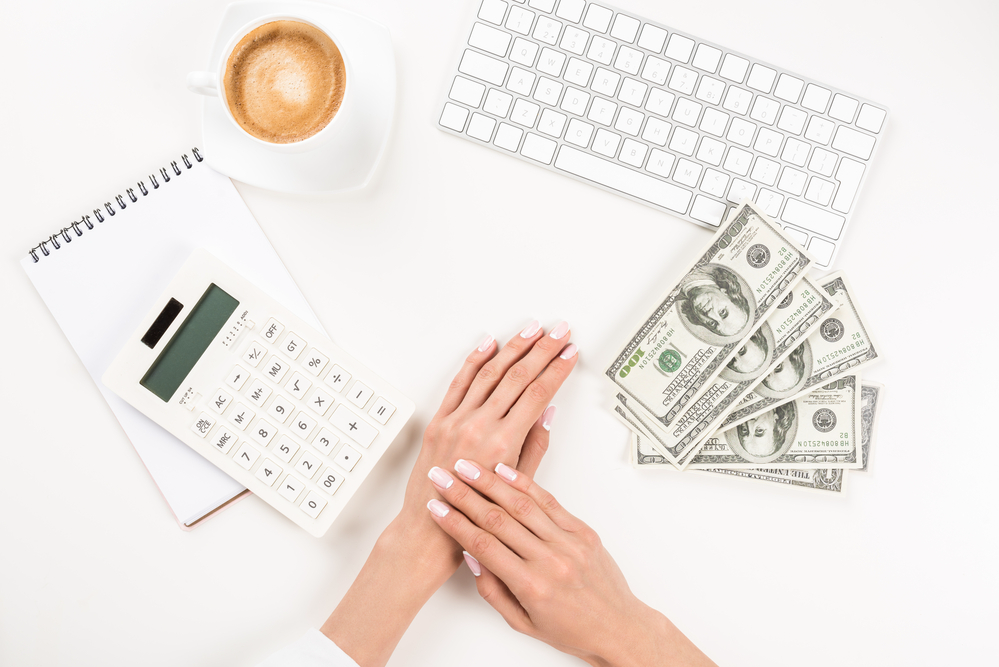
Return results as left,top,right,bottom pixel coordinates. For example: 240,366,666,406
201,1,396,193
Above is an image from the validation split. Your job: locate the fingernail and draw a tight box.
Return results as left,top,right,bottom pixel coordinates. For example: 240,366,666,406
541,405,557,431
427,498,450,518
520,319,542,338
428,466,454,489
477,334,494,352
559,343,578,360
494,462,518,482
463,551,481,577
454,459,481,480
549,320,569,340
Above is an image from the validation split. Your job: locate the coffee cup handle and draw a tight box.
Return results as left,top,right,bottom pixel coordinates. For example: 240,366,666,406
187,71,218,97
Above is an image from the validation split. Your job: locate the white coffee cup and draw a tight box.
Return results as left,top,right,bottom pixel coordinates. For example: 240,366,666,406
187,15,351,154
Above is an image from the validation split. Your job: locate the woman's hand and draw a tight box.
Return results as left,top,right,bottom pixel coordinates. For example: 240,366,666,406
426,460,717,667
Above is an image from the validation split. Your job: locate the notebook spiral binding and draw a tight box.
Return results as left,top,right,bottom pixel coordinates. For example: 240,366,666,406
28,148,204,263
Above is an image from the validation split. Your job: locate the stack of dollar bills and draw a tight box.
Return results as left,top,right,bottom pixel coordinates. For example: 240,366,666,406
607,201,884,493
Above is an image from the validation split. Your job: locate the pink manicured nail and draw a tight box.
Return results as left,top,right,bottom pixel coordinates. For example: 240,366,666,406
478,335,494,352
559,343,578,360
541,405,557,431
427,498,450,518
463,551,482,577
428,466,454,489
494,462,518,482
549,320,569,340
454,459,481,480
520,319,542,338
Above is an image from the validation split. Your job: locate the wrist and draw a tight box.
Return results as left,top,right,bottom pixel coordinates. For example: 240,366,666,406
383,503,463,578
591,602,715,667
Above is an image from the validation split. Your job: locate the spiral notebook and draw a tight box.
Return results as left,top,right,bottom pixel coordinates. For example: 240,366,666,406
21,149,327,528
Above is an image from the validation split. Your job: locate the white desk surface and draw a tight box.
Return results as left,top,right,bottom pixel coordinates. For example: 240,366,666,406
2,0,997,665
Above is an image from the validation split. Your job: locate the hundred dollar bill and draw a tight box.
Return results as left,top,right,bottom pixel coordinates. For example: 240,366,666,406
858,381,885,472
631,432,847,493
604,201,814,465
614,276,835,463
715,271,879,433
686,375,862,469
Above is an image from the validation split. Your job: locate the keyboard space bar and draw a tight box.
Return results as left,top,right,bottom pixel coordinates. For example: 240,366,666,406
553,146,692,215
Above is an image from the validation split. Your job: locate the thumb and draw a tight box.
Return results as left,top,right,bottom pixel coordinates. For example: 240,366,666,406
464,552,533,635
517,406,556,477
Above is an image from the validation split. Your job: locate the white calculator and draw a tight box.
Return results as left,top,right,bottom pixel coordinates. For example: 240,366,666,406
103,248,414,537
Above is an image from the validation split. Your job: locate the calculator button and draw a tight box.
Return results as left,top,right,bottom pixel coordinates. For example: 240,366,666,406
267,394,294,424
289,410,318,440
300,491,328,519
346,381,374,409
273,435,300,463
250,419,277,447
294,449,323,480
285,372,312,399
226,366,249,391
278,475,304,502
246,379,272,407
211,429,238,454
281,332,307,360
323,365,351,393
318,467,346,495
243,341,266,367
191,413,216,438
313,428,340,456
302,348,329,376
329,405,378,448
262,355,290,384
209,388,233,414
368,397,396,425
233,442,260,470
262,318,284,343
230,403,255,430
255,459,282,486
334,444,362,471
306,386,335,416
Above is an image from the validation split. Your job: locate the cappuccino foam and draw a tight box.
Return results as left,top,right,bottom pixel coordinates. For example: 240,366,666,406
224,20,346,144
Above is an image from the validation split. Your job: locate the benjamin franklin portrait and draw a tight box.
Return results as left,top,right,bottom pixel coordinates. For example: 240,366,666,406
725,401,798,463
719,323,774,383
676,264,755,345
754,340,812,399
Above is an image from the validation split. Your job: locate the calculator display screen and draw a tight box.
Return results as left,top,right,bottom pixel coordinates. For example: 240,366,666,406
140,284,239,401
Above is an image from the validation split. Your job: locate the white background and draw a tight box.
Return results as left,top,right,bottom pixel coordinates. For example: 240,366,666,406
2,0,997,665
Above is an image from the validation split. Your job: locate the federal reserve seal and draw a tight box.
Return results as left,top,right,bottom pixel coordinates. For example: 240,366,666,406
658,349,682,373
812,408,837,432
820,317,845,342
777,292,794,309
746,244,771,268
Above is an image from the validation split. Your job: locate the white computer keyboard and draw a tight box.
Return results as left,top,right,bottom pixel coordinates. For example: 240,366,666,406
437,0,889,268
103,249,414,537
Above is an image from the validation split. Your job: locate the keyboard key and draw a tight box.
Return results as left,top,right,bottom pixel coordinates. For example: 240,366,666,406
478,0,508,25
285,372,312,400
560,26,590,56
722,86,752,116
211,429,238,454
694,76,724,105
587,97,617,126
805,176,835,206
832,157,865,214
565,118,594,146
533,16,562,46
727,117,756,147
274,435,299,463
754,127,783,157
334,444,363,472
750,157,780,186
509,37,539,67
699,108,728,137
246,379,272,407
637,24,668,53
592,128,621,157
696,137,725,166
368,398,397,425
646,148,675,177
439,103,469,131
314,428,340,456
226,366,249,391
306,386,334,416
727,178,756,203
262,318,284,343
300,491,328,519
289,410,318,439
801,84,831,113
618,78,648,106
507,67,536,95
459,49,508,86
828,94,859,122
243,341,266,367
804,116,834,145
692,44,722,73
773,74,804,103
323,365,351,393
673,159,701,187
528,0,556,11
664,34,695,63
538,108,567,137
467,112,497,141
777,167,807,196
330,404,379,448
470,21,512,57
587,35,616,66
533,76,563,106
554,145,692,213
672,98,702,127
614,107,644,136
610,14,640,43
294,449,322,480
564,57,593,86
449,75,486,107
856,104,887,133
582,4,612,33
667,66,697,95
723,146,753,176
561,87,591,116
782,225,808,248
669,126,698,155
511,98,541,127
255,459,282,486
808,147,837,177
719,54,749,83
267,393,294,424
746,64,776,93
302,348,329,376
749,96,779,125
536,49,566,77
781,137,810,167
781,199,846,239
614,46,643,76
690,195,727,226
555,0,585,23
832,125,876,160
250,419,277,447
644,88,675,116
506,5,535,34
755,188,784,217
807,236,836,266
642,116,671,146
699,169,728,197
262,355,289,383
640,56,669,86
209,388,233,414
230,403,255,430
483,88,513,117
278,475,304,503
777,106,806,135
233,442,260,470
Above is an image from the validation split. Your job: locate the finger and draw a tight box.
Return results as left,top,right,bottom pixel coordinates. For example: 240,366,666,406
483,321,572,416
458,320,545,410
429,463,552,557
434,335,497,418
465,553,534,635
504,343,578,432
448,459,562,543
493,461,586,534
427,497,524,584
515,406,556,477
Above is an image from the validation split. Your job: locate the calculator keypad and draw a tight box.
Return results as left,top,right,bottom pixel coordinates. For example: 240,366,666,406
194,324,400,525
